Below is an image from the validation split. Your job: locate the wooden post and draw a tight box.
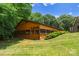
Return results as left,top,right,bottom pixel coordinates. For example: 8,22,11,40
29,29,31,39
45,30,47,34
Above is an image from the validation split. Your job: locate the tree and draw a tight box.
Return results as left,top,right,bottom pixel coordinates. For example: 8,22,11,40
57,14,75,31
42,14,60,28
0,3,32,39
42,14,56,25
13,3,32,19
29,13,59,28
29,12,43,23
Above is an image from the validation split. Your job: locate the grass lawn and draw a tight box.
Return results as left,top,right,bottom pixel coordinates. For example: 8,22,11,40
0,32,79,56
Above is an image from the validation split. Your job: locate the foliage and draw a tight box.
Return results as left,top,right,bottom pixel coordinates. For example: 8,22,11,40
13,3,32,19
45,31,65,40
42,14,56,25
29,12,42,22
57,14,75,31
29,13,75,31
0,3,32,39
29,13,59,28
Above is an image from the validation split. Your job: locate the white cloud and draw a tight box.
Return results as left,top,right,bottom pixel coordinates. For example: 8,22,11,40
31,4,35,7
55,15,59,18
43,3,48,6
68,12,72,15
50,3,56,5
43,3,55,6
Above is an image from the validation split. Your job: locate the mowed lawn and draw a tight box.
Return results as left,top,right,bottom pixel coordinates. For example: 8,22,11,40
0,32,79,56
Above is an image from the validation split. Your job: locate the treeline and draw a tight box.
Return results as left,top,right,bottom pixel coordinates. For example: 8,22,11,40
29,13,75,31
0,3,75,39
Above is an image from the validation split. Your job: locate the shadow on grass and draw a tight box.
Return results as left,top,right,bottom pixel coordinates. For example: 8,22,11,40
0,38,23,50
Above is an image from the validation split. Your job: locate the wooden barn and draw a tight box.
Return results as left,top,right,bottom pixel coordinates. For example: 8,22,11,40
14,20,60,40
70,16,79,32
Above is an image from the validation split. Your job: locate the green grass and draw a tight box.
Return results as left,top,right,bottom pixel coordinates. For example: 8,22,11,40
0,32,79,56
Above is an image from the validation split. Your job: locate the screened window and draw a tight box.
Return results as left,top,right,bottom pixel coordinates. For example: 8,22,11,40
25,30,30,34
40,29,46,34
35,30,39,34
47,30,53,33
15,30,30,35
40,29,53,34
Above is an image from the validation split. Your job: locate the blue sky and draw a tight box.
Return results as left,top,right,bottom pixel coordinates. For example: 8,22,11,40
32,3,79,17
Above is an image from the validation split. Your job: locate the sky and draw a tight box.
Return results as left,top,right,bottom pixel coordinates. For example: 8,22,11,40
32,3,79,17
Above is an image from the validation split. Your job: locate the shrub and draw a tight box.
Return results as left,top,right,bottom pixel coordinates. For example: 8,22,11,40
45,31,65,40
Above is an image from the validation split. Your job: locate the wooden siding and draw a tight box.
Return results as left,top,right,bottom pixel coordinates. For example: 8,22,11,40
40,25,58,31
15,20,60,40
40,34,47,40
16,21,39,31
16,34,40,40
69,17,79,32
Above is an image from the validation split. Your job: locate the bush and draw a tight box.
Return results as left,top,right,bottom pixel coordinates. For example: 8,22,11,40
45,31,65,40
